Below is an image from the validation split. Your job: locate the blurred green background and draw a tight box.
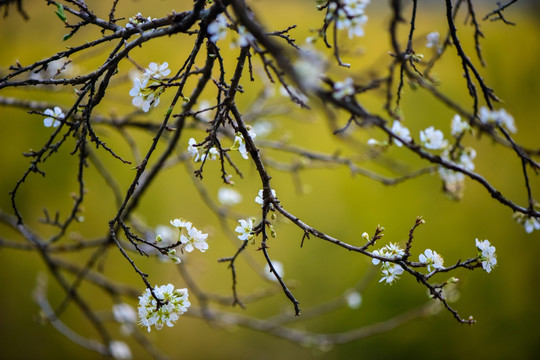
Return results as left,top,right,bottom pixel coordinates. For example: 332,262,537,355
1,1,539,359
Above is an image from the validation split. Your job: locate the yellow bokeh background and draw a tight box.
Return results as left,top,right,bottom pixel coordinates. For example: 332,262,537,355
1,1,539,359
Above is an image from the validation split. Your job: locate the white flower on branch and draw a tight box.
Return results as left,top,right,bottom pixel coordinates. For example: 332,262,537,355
479,106,517,133
235,218,255,241
255,188,277,206
419,249,444,272
187,138,201,162
218,187,243,206
125,12,153,30
180,226,209,253
43,107,64,127
170,218,192,230
145,62,171,79
231,128,256,159
475,239,497,273
200,147,220,161
207,14,228,43
451,114,471,137
332,77,355,100
426,31,440,49
379,263,404,285
347,14,368,38
420,126,448,150
391,120,412,147
109,341,132,360
138,284,190,332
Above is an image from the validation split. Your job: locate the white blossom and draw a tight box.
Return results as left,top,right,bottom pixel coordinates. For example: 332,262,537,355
200,147,220,162
419,249,444,272
426,31,440,49
232,129,256,159
458,147,476,171
43,107,64,128
109,341,132,360
145,62,171,79
126,12,153,30
345,291,363,309
235,218,255,241
264,260,284,281
218,187,243,206
379,263,404,285
180,226,209,253
187,138,201,162
451,114,471,137
138,284,190,332
232,25,255,48
113,303,137,324
347,14,368,38
391,120,412,147
332,0,370,38
207,14,228,43
420,126,448,150
333,77,355,100
170,218,192,230
255,188,276,206
251,121,273,138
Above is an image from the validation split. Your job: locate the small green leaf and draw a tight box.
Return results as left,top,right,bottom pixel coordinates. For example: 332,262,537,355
54,2,67,22
62,33,72,41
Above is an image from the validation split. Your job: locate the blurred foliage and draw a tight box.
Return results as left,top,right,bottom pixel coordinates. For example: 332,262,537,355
0,1,539,359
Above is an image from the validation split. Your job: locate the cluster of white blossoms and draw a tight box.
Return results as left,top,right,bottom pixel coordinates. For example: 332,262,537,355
333,77,355,100
129,62,170,112
479,106,516,133
475,239,497,273
43,107,64,128
419,249,444,272
326,0,370,38
138,284,190,332
371,243,405,285
170,218,209,253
